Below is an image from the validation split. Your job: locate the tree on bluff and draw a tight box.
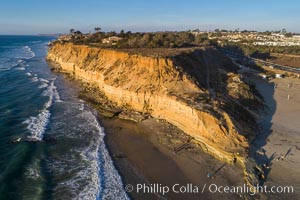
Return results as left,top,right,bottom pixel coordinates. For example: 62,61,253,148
70,29,75,34
94,27,101,33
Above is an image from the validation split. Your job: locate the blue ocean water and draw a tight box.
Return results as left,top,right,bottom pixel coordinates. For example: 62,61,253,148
0,36,128,200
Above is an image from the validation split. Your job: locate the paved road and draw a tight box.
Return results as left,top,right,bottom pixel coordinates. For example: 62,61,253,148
219,48,300,74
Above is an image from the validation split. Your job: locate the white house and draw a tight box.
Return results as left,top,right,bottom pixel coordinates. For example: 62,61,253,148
102,36,123,44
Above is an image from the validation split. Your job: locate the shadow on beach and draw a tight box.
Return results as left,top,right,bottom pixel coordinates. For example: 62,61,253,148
247,74,277,184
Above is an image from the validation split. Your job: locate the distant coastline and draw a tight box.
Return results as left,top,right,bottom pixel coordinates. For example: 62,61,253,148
36,33,62,37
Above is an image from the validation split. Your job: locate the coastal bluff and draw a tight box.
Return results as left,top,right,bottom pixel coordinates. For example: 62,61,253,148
47,43,258,183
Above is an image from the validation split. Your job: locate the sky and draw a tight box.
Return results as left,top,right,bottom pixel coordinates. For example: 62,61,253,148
0,0,299,34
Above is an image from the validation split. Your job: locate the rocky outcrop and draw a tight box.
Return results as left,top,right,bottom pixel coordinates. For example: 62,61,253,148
47,43,257,183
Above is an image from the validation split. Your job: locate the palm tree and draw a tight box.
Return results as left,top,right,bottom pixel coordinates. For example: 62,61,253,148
70,29,75,34
94,27,101,33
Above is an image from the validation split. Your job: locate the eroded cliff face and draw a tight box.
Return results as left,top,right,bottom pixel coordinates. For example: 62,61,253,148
47,43,255,181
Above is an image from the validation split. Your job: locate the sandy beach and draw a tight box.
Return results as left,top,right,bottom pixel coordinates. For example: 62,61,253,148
100,117,245,200
247,75,300,200
49,69,246,199
2,1,300,199
99,74,300,200
49,50,300,200
53,61,300,200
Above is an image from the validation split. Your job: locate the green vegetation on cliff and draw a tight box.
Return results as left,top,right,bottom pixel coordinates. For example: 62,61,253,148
60,30,212,48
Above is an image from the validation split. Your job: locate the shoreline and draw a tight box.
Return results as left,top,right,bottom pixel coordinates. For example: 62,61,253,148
85,72,300,200
50,60,300,199
46,43,253,167
50,68,248,199
47,49,299,199
99,115,244,200
64,72,246,199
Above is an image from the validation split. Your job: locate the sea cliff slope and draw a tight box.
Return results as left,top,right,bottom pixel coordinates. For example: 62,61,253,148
47,43,259,183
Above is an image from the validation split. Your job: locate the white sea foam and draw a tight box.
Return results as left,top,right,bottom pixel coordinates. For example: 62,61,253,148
15,67,26,70
79,103,84,111
29,40,42,44
38,83,48,89
24,78,62,140
50,110,128,200
97,129,129,199
38,78,50,88
42,78,62,102
14,60,26,70
24,46,35,59
25,167,41,180
0,59,23,71
93,113,128,199
13,46,35,59
54,92,62,102
39,78,49,83
31,77,39,82
25,72,32,76
23,107,51,140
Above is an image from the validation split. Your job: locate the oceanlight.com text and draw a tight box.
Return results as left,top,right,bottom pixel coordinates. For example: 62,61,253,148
125,183,294,196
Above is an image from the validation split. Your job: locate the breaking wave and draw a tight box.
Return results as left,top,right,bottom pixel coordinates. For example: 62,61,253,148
49,110,128,200
23,78,62,140
16,46,35,59
0,58,23,71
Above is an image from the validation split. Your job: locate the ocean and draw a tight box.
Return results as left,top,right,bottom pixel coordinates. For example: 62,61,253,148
0,35,128,200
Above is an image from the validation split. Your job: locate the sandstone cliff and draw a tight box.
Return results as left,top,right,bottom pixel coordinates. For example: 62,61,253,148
47,43,258,184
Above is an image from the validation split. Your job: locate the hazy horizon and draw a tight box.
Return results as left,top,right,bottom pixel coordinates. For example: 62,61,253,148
1,0,300,35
